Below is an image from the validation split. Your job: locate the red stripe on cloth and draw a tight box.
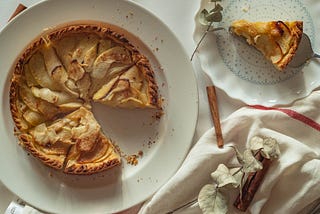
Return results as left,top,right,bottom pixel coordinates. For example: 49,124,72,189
249,105,320,132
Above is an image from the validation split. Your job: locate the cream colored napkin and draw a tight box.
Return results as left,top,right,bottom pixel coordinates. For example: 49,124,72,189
139,91,320,214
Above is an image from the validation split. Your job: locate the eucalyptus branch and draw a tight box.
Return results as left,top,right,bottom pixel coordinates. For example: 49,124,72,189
232,166,243,176
191,22,213,61
190,25,224,61
191,0,224,61
166,199,198,214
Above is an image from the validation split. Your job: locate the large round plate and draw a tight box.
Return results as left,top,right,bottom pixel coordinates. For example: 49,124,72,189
0,0,198,213
194,0,320,106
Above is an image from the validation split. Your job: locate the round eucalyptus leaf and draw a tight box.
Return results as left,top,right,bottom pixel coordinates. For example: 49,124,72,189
198,184,228,214
211,164,239,188
242,149,263,173
199,9,211,26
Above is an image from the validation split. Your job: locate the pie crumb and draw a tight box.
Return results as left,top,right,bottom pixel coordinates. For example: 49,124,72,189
242,5,250,12
114,143,144,166
126,155,139,165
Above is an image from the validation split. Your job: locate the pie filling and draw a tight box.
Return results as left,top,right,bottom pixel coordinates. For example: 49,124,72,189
19,107,121,174
10,24,161,175
230,20,303,71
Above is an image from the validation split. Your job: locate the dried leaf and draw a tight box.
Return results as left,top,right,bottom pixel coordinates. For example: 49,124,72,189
199,3,223,25
242,149,263,173
211,164,239,188
249,136,264,151
199,9,211,26
192,0,224,61
205,11,223,23
210,3,223,13
198,184,228,214
230,146,245,165
230,167,244,185
249,136,280,159
261,137,280,159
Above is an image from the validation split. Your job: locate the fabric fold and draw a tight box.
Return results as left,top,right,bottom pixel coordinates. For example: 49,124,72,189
140,91,320,214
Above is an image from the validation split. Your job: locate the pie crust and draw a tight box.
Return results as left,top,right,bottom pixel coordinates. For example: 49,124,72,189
10,24,161,175
230,20,303,71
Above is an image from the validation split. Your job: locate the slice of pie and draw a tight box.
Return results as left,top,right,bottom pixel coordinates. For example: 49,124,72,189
230,20,303,70
18,107,121,174
10,24,161,175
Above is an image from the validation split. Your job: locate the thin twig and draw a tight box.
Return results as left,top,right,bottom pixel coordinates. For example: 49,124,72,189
232,166,243,176
166,199,198,214
190,0,224,61
191,21,213,61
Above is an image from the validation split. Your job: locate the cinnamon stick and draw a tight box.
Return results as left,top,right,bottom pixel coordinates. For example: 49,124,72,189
234,152,272,212
8,4,27,21
206,86,223,148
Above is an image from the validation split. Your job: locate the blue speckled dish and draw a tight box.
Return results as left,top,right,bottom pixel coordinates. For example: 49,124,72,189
194,0,320,106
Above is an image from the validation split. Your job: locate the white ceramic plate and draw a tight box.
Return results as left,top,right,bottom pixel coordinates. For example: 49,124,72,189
0,0,198,213
194,0,320,106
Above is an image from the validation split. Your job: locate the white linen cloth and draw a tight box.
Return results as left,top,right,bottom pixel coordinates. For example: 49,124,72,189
139,91,320,214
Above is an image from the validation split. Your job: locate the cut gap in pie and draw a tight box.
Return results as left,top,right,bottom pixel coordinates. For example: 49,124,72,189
230,20,303,71
10,23,162,175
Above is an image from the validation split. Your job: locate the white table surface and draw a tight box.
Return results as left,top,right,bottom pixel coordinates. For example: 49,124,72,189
0,0,244,213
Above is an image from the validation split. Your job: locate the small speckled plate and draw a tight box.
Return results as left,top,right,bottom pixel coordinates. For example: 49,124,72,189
0,0,198,213
194,0,320,106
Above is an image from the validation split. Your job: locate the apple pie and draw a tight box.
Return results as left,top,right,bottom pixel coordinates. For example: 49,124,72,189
10,24,160,175
230,20,303,70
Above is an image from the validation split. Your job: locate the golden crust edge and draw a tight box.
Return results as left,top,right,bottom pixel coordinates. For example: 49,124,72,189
64,134,121,175
19,133,65,170
63,157,121,175
10,79,25,131
18,131,122,174
9,37,46,132
275,21,303,70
